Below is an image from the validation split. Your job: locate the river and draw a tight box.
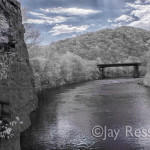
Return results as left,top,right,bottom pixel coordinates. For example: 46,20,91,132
21,78,150,150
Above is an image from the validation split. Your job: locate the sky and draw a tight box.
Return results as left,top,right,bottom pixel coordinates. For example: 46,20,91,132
20,0,150,45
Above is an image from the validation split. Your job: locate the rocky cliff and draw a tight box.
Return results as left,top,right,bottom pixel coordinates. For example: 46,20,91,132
0,0,38,149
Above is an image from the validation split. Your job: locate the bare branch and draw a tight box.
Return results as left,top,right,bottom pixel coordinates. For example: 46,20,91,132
21,7,42,49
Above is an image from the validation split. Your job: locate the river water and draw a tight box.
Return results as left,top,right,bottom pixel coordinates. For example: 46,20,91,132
21,79,150,150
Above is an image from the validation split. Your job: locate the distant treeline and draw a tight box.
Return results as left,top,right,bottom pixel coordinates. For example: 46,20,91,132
28,26,150,91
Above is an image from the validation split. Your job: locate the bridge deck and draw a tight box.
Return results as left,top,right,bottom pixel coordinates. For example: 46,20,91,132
97,63,141,68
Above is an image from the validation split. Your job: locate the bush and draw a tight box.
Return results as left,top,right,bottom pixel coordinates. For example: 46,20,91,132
30,51,100,91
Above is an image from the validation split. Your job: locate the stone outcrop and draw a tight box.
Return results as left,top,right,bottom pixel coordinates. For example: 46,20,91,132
0,0,38,149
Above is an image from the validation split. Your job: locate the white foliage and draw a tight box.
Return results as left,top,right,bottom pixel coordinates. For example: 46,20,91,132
28,26,150,90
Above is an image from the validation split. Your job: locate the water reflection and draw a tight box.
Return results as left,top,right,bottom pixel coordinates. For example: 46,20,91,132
21,79,150,150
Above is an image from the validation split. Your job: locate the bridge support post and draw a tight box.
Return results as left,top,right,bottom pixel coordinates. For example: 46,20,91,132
101,67,105,79
133,65,139,78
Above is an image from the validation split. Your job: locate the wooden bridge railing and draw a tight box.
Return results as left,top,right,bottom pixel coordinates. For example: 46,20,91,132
97,63,141,79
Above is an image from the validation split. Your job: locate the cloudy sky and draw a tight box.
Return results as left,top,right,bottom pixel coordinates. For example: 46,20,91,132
20,0,150,45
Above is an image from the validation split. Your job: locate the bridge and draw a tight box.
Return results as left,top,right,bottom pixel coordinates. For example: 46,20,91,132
97,63,141,79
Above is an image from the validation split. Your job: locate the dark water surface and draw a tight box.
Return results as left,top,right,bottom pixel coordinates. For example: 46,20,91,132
21,79,150,150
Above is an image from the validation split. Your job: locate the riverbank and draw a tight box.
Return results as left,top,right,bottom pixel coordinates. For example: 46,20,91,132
37,77,144,94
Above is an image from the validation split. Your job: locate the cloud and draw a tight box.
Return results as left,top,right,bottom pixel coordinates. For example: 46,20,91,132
40,7,101,16
27,19,45,24
29,12,45,17
108,19,113,23
27,12,67,25
114,15,134,22
127,0,150,30
49,24,89,36
134,0,143,4
130,5,150,18
129,14,150,29
111,22,124,28
145,0,150,3
111,0,150,30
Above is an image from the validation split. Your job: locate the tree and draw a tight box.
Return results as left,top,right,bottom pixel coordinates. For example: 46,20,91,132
21,8,42,49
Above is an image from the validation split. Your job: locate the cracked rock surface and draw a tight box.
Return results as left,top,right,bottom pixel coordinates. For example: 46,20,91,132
0,0,38,149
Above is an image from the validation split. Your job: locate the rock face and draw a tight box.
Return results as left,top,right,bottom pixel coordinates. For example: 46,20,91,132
0,0,37,149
